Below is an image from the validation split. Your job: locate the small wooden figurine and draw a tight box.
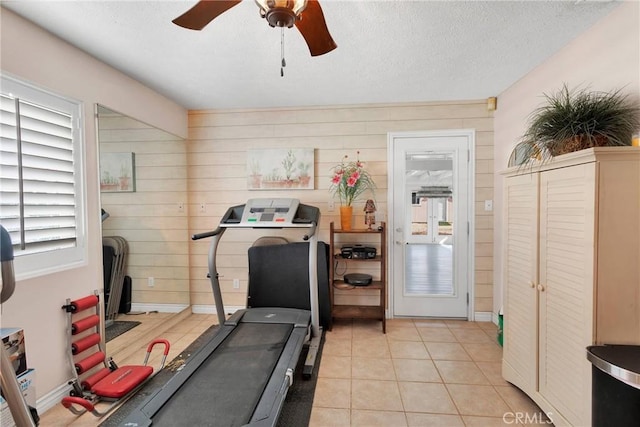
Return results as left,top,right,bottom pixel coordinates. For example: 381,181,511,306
364,199,376,230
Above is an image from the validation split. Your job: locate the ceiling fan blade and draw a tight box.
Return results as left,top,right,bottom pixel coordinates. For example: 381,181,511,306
173,0,242,30
295,0,337,57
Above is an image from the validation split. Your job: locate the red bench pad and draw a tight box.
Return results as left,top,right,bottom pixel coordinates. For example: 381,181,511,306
91,365,153,398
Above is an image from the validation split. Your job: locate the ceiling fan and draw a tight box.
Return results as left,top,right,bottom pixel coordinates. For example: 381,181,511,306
172,0,337,57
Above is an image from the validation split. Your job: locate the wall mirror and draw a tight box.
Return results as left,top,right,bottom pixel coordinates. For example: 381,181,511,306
96,105,189,323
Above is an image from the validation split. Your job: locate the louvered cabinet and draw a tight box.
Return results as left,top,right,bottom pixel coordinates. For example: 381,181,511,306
502,148,640,427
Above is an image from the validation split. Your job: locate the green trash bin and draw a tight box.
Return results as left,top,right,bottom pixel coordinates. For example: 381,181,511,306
497,309,503,347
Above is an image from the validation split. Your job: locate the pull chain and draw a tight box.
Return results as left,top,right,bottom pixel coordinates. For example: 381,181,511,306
280,27,286,77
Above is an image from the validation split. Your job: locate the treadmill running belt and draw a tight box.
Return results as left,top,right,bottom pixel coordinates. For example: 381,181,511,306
152,322,293,427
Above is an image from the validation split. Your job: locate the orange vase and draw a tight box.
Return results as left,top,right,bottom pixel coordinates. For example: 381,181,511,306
340,205,353,230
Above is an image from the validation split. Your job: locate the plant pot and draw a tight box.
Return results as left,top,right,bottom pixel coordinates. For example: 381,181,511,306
550,134,610,156
101,183,118,191
250,174,262,188
299,175,311,188
340,205,353,230
119,177,130,191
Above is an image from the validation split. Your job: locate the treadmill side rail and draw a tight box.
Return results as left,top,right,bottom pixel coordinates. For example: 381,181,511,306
303,332,322,379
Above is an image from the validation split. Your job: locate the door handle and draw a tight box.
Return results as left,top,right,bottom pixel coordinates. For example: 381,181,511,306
395,228,402,232
529,281,535,288
537,284,545,292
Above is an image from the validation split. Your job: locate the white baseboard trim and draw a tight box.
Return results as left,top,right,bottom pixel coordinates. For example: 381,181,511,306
36,382,72,416
130,303,189,313
190,305,244,315
474,311,495,323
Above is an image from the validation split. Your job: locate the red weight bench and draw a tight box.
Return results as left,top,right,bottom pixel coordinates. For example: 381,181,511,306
60,292,170,417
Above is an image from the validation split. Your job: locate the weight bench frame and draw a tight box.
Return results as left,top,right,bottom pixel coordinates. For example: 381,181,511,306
60,291,169,418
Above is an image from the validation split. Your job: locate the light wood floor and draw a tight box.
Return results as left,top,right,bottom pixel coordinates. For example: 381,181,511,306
40,313,550,426
39,310,218,426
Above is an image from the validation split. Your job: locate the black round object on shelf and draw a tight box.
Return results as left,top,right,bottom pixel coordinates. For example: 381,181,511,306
343,273,372,286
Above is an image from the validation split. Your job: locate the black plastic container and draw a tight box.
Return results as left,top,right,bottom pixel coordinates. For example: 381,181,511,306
586,345,640,427
118,275,132,314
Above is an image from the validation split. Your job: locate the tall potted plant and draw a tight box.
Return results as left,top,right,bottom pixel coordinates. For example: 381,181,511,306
329,151,375,230
511,85,640,166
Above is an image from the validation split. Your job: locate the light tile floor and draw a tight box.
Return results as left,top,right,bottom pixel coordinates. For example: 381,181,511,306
310,318,551,427
39,314,550,426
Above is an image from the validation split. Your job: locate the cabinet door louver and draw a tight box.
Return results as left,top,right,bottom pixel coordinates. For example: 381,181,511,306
503,174,539,390
538,164,594,426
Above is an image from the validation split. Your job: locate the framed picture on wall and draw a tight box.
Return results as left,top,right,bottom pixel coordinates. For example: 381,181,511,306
247,148,314,190
100,152,136,192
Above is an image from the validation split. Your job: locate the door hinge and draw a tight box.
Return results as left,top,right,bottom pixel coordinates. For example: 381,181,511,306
467,293,469,304
467,150,470,162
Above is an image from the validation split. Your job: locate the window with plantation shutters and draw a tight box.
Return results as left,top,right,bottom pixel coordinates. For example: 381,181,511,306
0,76,86,279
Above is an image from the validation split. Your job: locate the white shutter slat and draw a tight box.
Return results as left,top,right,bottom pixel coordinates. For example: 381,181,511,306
1,137,19,153
22,155,74,174
0,208,20,222
0,94,17,112
21,131,72,152
0,164,19,180
1,82,79,257
0,122,18,136
22,192,75,205
22,168,74,184
19,239,76,255
19,100,72,130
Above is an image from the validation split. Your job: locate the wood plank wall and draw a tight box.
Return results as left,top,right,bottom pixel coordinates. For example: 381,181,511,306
187,100,494,315
99,110,189,308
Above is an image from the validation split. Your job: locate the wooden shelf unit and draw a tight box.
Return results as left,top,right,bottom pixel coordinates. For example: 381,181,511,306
329,221,386,333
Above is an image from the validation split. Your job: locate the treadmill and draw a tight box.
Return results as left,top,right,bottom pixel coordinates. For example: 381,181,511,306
121,199,322,427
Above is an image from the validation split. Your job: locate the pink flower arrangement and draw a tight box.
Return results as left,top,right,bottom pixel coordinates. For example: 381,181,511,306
329,151,375,206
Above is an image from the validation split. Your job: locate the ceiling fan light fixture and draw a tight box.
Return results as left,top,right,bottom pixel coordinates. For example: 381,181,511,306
255,0,308,28
172,0,335,57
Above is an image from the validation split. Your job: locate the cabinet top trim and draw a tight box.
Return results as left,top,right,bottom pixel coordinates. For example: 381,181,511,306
502,147,640,177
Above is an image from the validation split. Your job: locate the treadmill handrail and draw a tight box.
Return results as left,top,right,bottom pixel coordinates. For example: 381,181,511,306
192,220,316,241
302,221,317,241
192,227,223,240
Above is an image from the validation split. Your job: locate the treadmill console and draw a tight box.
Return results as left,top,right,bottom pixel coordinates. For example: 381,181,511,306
240,199,300,225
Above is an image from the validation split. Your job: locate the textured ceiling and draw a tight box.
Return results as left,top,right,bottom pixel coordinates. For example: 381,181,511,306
2,0,619,110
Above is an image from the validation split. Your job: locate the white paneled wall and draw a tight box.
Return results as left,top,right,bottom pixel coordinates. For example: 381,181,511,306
99,110,189,307
187,101,494,314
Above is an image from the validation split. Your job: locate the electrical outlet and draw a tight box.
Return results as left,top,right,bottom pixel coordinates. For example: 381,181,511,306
233,278,240,289
328,201,335,212
484,200,493,211
148,277,155,287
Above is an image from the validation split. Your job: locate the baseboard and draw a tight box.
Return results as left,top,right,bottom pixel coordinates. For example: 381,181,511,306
36,381,72,416
474,311,495,323
191,305,243,315
492,311,500,325
129,303,189,313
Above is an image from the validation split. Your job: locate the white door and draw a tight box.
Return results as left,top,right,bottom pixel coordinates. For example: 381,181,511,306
388,131,473,318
